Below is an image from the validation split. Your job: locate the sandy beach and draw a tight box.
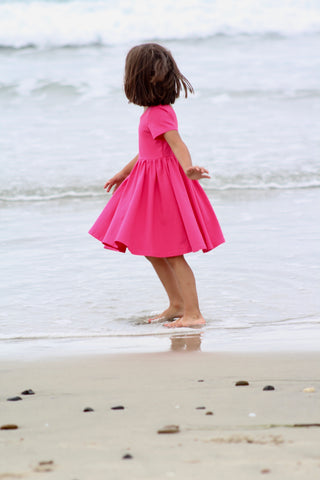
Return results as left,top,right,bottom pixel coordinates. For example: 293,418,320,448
1,351,319,479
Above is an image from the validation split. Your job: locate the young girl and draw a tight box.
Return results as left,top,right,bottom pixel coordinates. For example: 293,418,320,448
89,43,225,328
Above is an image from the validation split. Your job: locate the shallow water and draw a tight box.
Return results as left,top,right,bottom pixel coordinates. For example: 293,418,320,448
1,188,319,358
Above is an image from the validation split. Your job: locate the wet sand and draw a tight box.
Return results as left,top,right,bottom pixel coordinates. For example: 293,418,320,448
1,351,320,479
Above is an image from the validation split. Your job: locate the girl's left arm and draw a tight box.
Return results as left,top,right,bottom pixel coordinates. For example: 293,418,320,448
163,130,210,180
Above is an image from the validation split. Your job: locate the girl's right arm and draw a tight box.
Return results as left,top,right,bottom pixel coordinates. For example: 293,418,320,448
163,131,210,180
104,154,139,193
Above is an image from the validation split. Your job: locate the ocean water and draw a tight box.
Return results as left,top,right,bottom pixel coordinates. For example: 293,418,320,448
1,0,320,358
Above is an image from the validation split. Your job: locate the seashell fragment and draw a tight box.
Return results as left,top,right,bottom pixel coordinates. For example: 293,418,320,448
157,425,180,434
303,387,315,393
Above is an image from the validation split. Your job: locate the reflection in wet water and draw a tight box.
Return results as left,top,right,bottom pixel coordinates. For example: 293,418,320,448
170,334,202,352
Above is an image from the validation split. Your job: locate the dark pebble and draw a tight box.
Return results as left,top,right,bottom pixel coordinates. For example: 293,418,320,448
83,407,94,412
196,406,206,410
7,396,22,402
122,454,133,460
197,379,204,382
111,405,125,410
263,385,275,391
1,424,18,430
235,380,249,386
21,389,35,395
206,411,214,416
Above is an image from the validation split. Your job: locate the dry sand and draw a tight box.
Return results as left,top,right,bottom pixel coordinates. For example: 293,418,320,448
1,351,320,479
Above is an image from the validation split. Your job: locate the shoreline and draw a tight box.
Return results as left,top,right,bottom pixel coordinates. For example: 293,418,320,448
1,351,320,479
0,325,319,361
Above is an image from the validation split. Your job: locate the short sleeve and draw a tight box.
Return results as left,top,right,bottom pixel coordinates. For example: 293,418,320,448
148,105,178,139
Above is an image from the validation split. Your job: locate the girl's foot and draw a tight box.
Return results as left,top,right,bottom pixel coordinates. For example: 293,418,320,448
148,306,183,323
164,315,206,328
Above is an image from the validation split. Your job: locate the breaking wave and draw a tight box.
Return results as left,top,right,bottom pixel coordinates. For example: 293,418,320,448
1,176,319,203
0,0,320,49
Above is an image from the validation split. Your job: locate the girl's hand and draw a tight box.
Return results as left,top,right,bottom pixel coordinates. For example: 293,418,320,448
104,172,127,193
104,154,139,193
185,166,211,180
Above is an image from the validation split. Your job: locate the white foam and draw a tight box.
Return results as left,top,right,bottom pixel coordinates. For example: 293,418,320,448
0,0,320,48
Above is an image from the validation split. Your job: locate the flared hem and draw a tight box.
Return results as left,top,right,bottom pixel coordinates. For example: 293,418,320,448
89,232,225,258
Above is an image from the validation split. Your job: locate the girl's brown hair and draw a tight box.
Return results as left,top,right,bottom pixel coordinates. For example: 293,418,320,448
124,43,194,106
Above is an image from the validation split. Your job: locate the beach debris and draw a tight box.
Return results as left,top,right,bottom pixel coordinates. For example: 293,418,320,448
206,435,283,445
83,407,94,412
122,454,133,460
261,469,271,474
261,423,320,429
34,460,54,473
197,379,204,382
303,387,315,393
157,425,180,434
111,405,125,410
248,413,256,417
206,411,214,416
1,424,18,430
263,385,275,391
7,396,22,402
196,406,206,410
21,389,35,395
235,380,249,386
292,423,320,428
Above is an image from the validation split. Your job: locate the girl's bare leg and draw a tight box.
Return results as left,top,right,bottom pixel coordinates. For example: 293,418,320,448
145,256,184,321
164,255,205,328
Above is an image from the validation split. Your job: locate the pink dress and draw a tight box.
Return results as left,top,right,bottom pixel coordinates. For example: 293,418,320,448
89,105,225,257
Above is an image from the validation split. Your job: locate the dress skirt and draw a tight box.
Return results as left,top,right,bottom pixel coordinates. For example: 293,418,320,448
89,155,225,257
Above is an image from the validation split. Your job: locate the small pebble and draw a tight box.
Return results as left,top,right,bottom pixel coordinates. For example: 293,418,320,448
1,424,18,430
261,469,271,474
21,389,35,395
205,411,214,416
111,405,125,410
7,396,22,402
158,425,180,434
303,387,315,393
196,406,206,410
122,454,133,460
34,460,54,473
197,379,204,382
83,407,94,412
235,380,249,386
263,385,275,391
